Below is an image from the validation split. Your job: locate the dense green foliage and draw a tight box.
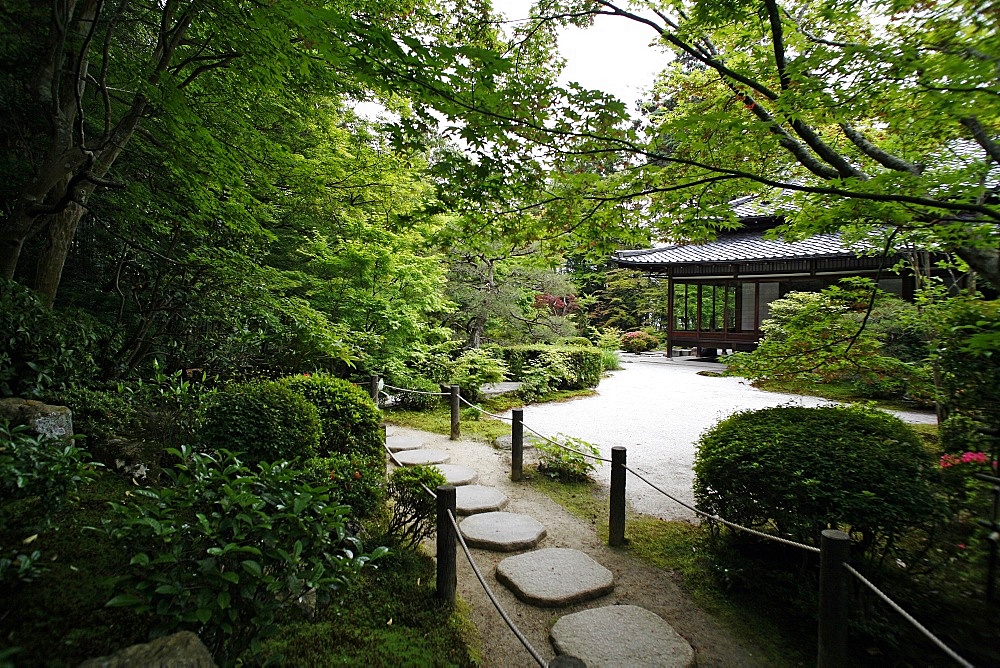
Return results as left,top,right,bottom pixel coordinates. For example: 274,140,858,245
448,348,509,402
725,279,933,401
201,382,322,464
620,331,660,354
0,422,99,585
255,549,477,666
535,434,601,482
384,465,447,548
281,374,383,460
300,453,386,521
933,298,1000,457
104,447,386,664
391,376,444,411
0,279,99,397
501,345,603,389
693,406,944,559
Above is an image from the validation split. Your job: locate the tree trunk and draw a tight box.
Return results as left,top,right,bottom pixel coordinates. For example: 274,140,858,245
956,245,1000,293
33,203,86,307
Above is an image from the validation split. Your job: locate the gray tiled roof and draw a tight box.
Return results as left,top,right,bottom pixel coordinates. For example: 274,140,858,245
613,231,858,266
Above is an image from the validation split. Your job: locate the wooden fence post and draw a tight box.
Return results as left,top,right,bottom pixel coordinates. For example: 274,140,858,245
369,374,379,403
449,385,460,440
436,484,457,605
818,529,850,668
511,408,524,482
609,446,626,547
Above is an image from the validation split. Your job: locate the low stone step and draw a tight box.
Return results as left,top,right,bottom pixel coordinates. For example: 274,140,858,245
393,449,450,466
496,548,613,607
385,434,428,452
550,605,695,667
459,511,546,551
434,464,479,487
455,485,508,515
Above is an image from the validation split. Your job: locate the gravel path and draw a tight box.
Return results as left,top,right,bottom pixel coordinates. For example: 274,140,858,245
503,355,936,521
388,426,767,667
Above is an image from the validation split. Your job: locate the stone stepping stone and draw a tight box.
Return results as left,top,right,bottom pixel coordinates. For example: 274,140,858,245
385,434,428,452
496,548,613,607
455,485,508,515
434,464,479,487
459,511,546,551
393,449,450,466
550,605,695,667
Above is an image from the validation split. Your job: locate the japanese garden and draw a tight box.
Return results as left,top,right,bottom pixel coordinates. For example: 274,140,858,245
1,0,997,665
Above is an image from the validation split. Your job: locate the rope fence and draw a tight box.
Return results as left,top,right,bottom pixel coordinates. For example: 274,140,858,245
381,428,542,665
843,564,974,668
446,508,548,666
377,376,976,667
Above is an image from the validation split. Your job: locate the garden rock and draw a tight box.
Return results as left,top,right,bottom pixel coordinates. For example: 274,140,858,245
393,449,450,466
459,511,545,551
550,605,695,667
455,485,508,514
0,398,73,441
496,547,614,607
78,630,216,668
385,433,428,452
433,463,478,486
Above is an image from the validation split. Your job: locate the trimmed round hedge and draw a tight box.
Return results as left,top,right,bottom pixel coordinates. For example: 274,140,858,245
201,380,321,464
693,405,943,552
281,373,383,460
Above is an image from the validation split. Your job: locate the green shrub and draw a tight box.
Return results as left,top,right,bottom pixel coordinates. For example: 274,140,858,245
620,330,659,353
38,387,139,460
390,375,442,411
535,434,601,482
0,278,100,397
301,454,386,519
281,373,383,460
560,336,593,347
104,447,386,663
0,421,99,585
596,327,624,350
600,348,622,371
126,360,217,449
449,348,508,403
201,380,321,464
384,465,446,548
500,345,602,391
693,405,945,560
517,351,578,402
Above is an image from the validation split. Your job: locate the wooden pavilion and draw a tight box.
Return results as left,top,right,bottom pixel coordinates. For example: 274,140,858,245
610,197,913,357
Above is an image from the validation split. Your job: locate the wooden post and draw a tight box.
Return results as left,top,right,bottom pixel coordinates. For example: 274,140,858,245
609,446,626,547
436,484,457,605
818,529,850,668
449,385,460,441
511,408,524,482
368,374,379,403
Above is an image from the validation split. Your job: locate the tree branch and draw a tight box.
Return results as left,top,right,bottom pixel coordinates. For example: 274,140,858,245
840,124,923,175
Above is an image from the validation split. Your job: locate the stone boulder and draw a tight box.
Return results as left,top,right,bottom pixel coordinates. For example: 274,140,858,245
78,631,216,668
0,398,73,441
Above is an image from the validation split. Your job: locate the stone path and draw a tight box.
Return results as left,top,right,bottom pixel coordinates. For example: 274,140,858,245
385,426,698,667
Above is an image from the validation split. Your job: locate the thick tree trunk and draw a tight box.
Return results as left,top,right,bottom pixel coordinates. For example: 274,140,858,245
33,203,86,307
956,245,1000,293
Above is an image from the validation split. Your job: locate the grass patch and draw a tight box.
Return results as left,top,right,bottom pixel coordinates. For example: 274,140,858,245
624,517,810,666
749,377,932,412
382,389,596,444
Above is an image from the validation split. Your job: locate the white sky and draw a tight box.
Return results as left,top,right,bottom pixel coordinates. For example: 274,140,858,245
492,0,671,113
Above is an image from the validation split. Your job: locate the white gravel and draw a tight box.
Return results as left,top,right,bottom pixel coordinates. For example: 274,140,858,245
503,356,936,522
